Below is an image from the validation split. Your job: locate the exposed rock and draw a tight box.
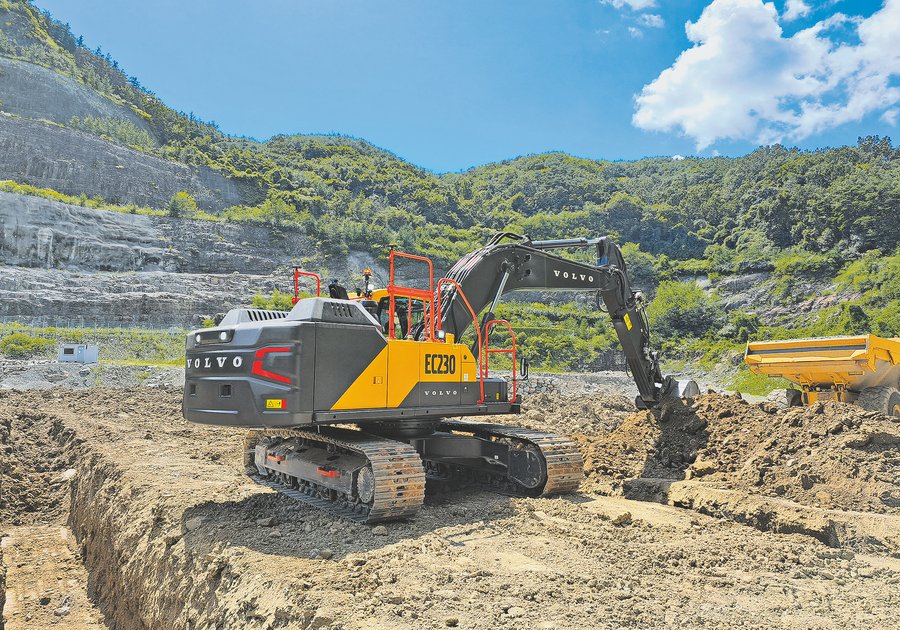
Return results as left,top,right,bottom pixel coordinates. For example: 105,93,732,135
0,115,249,211
0,57,152,132
611,512,632,526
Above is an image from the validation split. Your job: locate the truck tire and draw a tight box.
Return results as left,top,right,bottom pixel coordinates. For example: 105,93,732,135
785,389,803,408
856,386,900,418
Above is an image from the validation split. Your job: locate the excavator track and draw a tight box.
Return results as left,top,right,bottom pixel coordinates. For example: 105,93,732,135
434,420,584,497
244,428,425,523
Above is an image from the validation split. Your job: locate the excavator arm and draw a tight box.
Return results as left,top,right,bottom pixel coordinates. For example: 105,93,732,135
432,232,696,408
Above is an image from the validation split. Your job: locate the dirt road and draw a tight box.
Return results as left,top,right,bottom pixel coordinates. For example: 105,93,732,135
1,388,899,629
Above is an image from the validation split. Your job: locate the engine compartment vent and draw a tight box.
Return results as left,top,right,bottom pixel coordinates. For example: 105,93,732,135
219,309,290,325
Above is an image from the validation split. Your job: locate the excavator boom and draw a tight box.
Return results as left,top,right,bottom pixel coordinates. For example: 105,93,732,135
434,232,692,407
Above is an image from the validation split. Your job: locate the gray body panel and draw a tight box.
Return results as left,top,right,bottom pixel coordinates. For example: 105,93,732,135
183,298,516,429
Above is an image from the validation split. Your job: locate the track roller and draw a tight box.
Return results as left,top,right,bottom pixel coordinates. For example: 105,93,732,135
246,427,425,523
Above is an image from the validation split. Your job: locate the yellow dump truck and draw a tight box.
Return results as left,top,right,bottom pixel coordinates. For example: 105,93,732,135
745,335,900,417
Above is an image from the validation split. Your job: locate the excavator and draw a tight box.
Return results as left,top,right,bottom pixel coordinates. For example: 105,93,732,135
183,233,698,522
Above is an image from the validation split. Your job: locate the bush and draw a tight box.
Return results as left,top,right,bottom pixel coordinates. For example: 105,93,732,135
68,115,156,151
620,242,660,291
647,281,723,339
774,248,837,277
0,333,55,358
167,191,199,218
719,310,761,343
252,289,296,311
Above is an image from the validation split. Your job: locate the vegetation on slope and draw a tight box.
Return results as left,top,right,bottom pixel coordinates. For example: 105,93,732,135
1,1,897,385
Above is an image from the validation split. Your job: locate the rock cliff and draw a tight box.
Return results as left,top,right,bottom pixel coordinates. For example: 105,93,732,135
0,115,251,211
0,192,324,325
0,56,152,131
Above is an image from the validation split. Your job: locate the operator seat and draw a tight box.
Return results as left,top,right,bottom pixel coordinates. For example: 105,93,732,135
328,280,350,300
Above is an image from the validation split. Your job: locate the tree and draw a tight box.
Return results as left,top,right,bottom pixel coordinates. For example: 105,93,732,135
167,191,199,218
647,281,723,339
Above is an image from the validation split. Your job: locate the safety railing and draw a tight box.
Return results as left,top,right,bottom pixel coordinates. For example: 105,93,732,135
387,249,434,341
482,319,518,403
292,268,322,304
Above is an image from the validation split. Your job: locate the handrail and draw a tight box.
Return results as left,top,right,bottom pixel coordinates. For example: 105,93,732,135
483,319,518,403
292,268,322,304
388,249,434,340
435,278,485,404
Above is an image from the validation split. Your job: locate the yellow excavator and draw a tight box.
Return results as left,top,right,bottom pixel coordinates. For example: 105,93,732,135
183,233,698,522
745,335,900,417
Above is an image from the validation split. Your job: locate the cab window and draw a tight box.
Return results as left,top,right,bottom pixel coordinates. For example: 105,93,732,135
377,297,426,338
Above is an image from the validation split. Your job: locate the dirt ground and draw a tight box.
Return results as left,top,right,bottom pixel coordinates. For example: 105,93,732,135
1,386,899,629
575,391,900,516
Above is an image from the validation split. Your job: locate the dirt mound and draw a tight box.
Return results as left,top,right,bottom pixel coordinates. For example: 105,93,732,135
517,392,634,435
579,392,900,514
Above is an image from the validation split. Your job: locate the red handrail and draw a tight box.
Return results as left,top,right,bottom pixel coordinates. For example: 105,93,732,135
292,268,322,304
435,278,485,404
387,249,434,340
483,319,518,403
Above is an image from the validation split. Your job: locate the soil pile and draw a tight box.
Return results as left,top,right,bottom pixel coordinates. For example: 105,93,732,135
518,392,634,435
577,392,900,514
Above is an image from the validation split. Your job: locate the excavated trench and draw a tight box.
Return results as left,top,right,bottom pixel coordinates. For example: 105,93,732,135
0,409,107,629
0,399,329,630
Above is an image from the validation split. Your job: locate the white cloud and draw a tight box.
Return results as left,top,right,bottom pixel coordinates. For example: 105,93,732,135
639,14,666,27
633,0,900,149
600,0,658,10
882,109,898,125
672,154,686,160
784,0,812,21
628,26,644,38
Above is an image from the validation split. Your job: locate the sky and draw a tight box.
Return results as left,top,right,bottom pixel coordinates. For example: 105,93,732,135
35,0,900,172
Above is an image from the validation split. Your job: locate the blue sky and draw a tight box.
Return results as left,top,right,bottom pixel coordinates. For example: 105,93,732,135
36,0,900,172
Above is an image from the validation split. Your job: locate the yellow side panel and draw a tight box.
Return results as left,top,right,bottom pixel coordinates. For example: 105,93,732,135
459,347,477,385
417,341,462,383
331,347,388,410
384,340,476,407
387,340,422,408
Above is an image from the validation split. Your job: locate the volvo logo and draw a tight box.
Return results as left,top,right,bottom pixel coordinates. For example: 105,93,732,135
188,356,243,369
553,269,594,283
424,390,458,396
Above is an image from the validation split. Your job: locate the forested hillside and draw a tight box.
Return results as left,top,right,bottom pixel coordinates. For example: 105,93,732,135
1,0,897,383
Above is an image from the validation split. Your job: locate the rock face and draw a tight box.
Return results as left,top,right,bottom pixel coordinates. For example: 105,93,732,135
0,191,167,271
0,192,323,325
0,115,251,211
0,191,317,274
0,57,152,131
0,266,282,327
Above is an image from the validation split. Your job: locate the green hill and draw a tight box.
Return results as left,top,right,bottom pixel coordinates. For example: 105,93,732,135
1,0,898,382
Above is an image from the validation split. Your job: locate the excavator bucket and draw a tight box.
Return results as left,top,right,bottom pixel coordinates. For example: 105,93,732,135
635,376,699,409
670,378,701,399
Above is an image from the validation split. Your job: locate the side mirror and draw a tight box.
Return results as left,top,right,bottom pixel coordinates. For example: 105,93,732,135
519,356,529,381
